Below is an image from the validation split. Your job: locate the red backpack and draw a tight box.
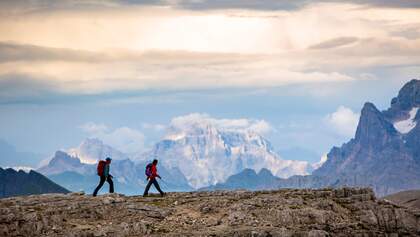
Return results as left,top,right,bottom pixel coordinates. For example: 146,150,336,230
97,160,106,176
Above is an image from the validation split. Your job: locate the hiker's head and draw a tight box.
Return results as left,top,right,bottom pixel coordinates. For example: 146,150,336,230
106,157,112,164
152,159,158,165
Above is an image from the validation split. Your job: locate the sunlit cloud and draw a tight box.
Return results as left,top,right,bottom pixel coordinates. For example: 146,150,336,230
0,1,419,101
324,106,360,137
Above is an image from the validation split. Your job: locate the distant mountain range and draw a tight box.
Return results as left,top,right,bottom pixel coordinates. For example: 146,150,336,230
38,148,192,195
0,139,42,167
141,116,312,189
37,119,313,193
203,79,420,197
0,167,68,198
33,79,420,197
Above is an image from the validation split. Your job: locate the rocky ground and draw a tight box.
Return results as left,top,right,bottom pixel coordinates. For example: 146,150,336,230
1,188,419,236
383,190,420,210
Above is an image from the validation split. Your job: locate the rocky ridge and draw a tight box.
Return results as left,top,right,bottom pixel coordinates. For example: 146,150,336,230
314,79,420,196
1,188,419,236
0,167,69,198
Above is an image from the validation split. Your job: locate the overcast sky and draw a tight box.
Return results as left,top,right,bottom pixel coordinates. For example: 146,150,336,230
0,0,419,166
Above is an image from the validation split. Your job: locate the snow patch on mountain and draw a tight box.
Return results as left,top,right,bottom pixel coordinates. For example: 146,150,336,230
7,166,33,173
393,107,418,134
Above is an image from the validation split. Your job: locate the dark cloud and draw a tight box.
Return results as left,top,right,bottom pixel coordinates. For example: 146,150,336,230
0,73,99,105
0,0,164,15
0,41,255,64
0,42,106,62
344,0,420,9
176,0,420,10
0,74,59,104
174,0,310,11
309,37,359,50
1,0,419,14
391,26,420,40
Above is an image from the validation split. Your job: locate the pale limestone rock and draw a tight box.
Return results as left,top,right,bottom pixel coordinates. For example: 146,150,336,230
0,188,419,236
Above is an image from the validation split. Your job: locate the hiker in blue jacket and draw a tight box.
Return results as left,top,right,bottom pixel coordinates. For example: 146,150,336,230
93,157,114,197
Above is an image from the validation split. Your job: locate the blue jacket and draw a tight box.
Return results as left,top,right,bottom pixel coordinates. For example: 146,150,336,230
103,164,110,177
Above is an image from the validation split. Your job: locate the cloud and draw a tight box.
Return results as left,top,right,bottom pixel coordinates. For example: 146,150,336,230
0,73,60,104
324,106,360,137
0,42,359,98
312,153,328,170
80,122,145,153
171,0,309,11
390,25,420,40
0,42,106,62
309,37,359,49
79,122,108,134
0,2,419,104
173,0,420,10
0,0,164,15
141,122,166,131
168,113,273,135
1,0,420,16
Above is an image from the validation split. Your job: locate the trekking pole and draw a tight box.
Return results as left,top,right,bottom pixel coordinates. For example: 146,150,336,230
159,178,170,190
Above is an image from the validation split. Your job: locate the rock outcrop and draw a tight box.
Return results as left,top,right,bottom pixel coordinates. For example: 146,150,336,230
383,189,420,210
1,188,419,236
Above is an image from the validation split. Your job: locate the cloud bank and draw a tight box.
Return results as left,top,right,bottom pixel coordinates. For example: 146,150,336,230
0,1,419,104
80,122,145,154
167,113,273,136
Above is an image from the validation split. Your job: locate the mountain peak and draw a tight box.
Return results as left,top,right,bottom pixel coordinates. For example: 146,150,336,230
313,79,420,196
361,102,378,112
0,166,69,198
395,79,420,110
355,102,397,146
258,168,274,178
68,138,128,164
149,118,310,189
384,79,420,120
37,151,91,176
50,151,81,166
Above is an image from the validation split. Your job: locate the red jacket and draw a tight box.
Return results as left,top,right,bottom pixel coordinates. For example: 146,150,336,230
150,164,158,179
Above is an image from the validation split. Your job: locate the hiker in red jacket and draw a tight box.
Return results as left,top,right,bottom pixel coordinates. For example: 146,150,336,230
93,157,114,197
143,159,165,197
